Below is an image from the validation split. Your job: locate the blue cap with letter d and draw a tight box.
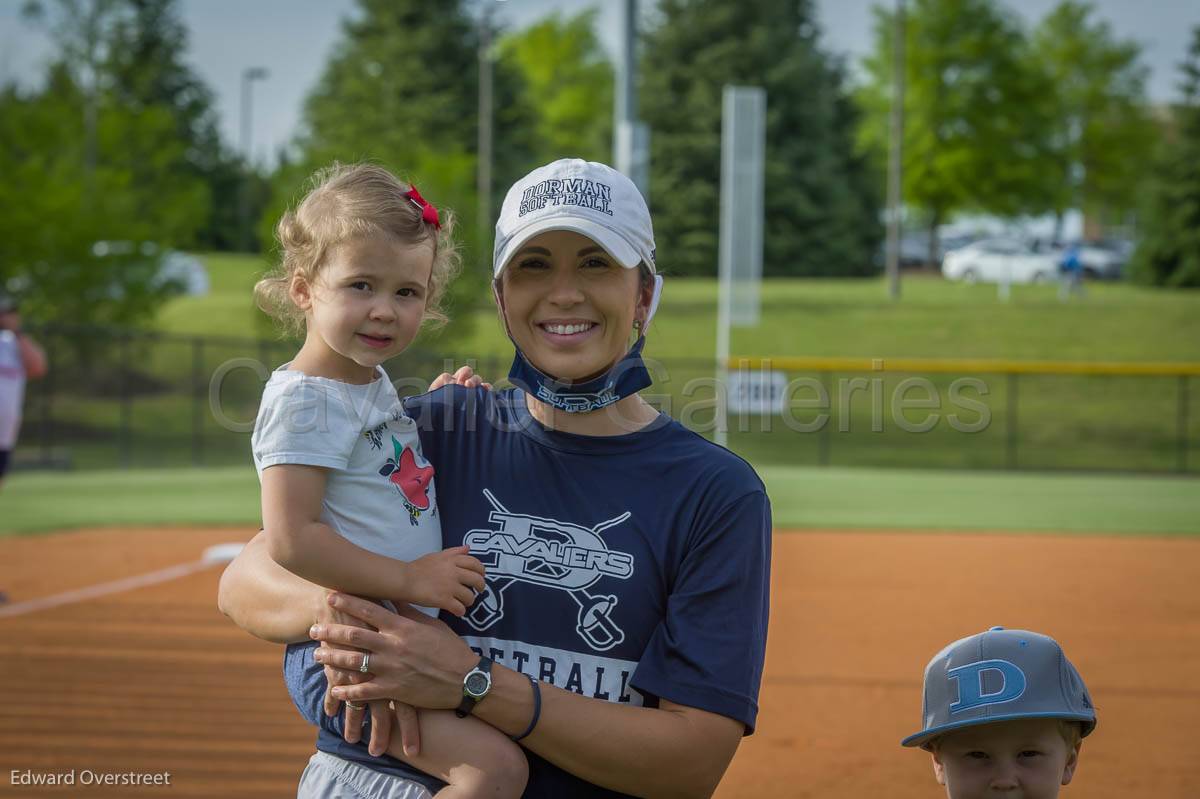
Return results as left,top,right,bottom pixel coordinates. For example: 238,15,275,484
901,626,1096,749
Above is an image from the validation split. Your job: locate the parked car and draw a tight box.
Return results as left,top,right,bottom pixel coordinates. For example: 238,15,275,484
874,232,980,269
941,238,1059,285
155,250,210,296
91,241,210,297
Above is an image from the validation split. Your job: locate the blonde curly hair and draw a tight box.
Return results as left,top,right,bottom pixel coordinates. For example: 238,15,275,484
255,162,460,337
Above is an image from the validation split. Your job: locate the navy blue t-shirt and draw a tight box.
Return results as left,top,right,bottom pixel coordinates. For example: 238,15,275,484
286,386,772,797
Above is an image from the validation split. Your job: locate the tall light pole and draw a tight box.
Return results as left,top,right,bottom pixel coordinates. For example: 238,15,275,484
885,0,906,301
614,0,649,198
239,66,269,253
478,3,495,255
80,0,107,195
614,0,637,148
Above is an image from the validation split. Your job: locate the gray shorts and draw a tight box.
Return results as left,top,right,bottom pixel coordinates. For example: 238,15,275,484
297,752,434,799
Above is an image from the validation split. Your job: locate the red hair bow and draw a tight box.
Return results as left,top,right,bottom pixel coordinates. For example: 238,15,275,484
405,186,441,230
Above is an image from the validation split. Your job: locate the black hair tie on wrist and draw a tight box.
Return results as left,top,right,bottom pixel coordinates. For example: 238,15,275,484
512,674,541,742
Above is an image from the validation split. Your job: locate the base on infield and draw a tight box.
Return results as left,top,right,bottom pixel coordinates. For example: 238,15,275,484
202,542,246,564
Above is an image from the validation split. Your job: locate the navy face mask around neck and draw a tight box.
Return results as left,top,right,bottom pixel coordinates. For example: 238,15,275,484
506,334,652,413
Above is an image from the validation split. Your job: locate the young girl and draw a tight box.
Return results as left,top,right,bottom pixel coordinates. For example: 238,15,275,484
251,163,527,797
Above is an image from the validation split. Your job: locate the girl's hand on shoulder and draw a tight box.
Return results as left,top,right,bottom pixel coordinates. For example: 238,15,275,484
399,545,486,617
430,365,491,391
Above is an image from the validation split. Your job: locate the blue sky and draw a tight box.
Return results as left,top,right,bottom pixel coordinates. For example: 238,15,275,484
2,0,1196,164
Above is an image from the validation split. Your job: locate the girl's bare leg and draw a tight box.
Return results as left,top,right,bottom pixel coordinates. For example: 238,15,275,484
386,708,527,799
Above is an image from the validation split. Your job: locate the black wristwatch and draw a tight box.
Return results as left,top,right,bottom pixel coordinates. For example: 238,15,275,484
455,656,494,718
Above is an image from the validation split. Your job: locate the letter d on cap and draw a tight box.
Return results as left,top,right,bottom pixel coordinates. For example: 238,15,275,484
947,659,1026,714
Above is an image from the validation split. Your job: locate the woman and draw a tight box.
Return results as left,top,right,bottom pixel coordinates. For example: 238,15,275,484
219,159,772,798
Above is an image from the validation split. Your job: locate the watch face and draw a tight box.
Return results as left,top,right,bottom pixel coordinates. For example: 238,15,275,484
465,671,490,698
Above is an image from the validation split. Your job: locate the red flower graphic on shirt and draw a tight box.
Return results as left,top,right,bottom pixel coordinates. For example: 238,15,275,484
379,436,433,512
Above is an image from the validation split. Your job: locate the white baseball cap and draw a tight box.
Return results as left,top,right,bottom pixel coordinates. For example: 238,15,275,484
492,158,657,279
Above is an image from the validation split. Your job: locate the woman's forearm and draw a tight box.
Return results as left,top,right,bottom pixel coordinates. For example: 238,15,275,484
316,595,746,797
476,665,742,797
218,530,326,643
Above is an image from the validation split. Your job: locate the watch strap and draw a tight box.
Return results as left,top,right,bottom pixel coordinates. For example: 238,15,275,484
455,656,493,718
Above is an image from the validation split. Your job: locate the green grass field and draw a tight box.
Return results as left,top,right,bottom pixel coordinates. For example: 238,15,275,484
2,464,1196,537
464,275,1200,364
159,254,1200,364
0,467,261,535
14,253,1200,473
156,252,277,341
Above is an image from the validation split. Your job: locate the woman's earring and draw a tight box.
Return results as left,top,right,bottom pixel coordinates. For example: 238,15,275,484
633,319,643,332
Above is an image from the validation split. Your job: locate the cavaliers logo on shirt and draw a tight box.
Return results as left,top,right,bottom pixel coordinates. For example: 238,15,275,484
462,489,635,652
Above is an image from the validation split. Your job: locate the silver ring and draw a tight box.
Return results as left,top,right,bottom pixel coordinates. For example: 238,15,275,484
359,653,370,673
345,701,366,711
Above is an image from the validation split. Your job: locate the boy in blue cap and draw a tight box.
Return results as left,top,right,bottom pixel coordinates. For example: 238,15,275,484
902,627,1097,799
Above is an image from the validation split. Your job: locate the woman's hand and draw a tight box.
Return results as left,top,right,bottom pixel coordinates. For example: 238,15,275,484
429,365,491,391
310,593,476,711
314,592,382,748
317,604,425,757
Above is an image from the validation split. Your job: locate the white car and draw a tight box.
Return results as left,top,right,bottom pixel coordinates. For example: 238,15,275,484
91,241,210,297
155,250,210,296
941,238,1059,285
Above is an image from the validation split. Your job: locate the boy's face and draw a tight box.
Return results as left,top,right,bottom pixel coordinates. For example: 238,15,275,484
931,719,1079,799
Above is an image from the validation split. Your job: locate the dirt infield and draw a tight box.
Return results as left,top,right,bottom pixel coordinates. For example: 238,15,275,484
1,527,1197,797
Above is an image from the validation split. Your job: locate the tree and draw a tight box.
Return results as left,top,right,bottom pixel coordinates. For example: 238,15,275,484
295,0,536,229
1031,1,1154,239
266,0,538,340
496,9,614,165
20,0,266,255
0,68,202,330
103,0,221,158
1130,27,1200,287
22,0,219,246
2,0,212,330
859,0,1054,266
640,0,881,277
101,0,263,251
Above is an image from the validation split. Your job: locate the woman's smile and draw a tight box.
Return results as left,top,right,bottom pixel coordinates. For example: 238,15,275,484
536,318,600,345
